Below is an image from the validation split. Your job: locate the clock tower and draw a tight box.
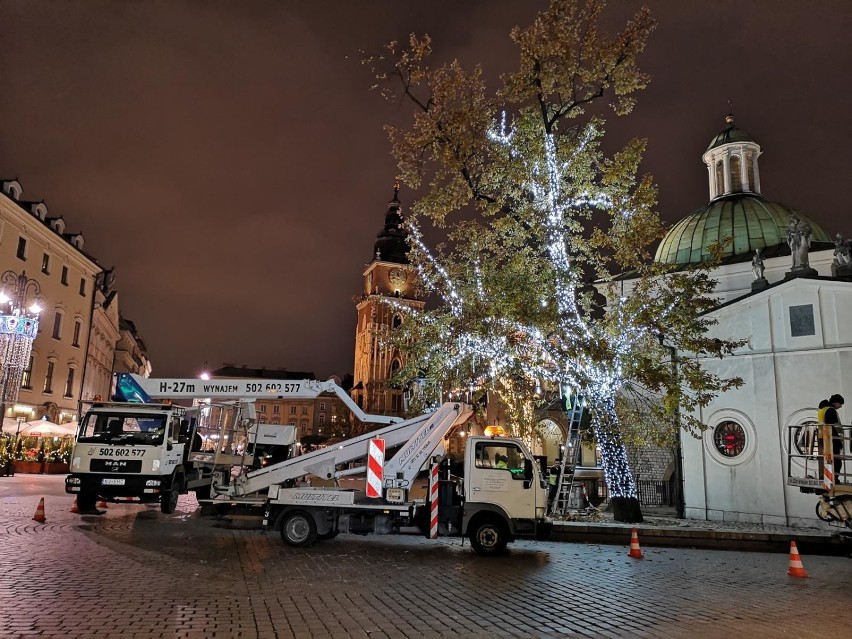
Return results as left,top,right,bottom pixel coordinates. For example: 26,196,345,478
352,187,424,417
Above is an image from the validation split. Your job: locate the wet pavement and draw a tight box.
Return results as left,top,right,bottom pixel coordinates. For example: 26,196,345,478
1,474,851,638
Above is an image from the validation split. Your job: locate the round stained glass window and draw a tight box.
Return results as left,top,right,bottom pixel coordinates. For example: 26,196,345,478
713,421,746,457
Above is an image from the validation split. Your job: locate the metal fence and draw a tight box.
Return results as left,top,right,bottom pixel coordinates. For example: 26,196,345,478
636,479,676,507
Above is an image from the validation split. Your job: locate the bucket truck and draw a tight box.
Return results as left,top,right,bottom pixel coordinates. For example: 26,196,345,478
67,374,553,555
65,373,396,514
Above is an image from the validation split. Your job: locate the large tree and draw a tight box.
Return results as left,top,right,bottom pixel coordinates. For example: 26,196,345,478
367,0,742,522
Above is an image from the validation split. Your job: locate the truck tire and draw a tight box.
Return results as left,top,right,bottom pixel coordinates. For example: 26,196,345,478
160,472,182,514
281,510,317,547
468,518,508,556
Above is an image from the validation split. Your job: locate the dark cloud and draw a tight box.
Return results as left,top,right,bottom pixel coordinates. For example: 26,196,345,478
1,1,850,378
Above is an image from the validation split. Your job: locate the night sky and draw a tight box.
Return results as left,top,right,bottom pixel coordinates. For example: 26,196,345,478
1,1,850,379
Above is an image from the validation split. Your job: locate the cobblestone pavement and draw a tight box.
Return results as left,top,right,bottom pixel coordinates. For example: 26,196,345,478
2,476,851,639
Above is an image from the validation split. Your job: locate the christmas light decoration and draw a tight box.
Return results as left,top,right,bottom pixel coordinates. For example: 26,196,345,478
0,271,42,414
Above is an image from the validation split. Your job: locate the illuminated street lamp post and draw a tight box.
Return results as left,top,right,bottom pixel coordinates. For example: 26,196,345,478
0,270,43,430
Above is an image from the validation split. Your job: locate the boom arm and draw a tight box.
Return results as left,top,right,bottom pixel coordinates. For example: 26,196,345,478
119,373,398,425
227,402,472,497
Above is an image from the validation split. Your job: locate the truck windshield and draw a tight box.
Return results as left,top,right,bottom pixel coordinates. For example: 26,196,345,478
77,413,167,445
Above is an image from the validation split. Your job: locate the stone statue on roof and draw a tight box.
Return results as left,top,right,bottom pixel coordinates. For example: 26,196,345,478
833,233,851,266
751,248,765,281
786,216,812,270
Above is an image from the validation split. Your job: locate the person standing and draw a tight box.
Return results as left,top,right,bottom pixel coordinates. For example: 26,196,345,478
824,394,845,477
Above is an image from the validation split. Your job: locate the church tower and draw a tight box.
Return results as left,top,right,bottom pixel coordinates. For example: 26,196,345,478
351,187,424,416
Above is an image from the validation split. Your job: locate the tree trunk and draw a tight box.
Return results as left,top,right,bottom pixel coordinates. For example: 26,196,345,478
591,402,643,523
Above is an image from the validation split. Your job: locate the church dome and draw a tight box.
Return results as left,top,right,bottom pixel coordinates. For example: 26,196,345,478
372,186,410,264
706,122,755,152
655,115,832,266
654,194,831,265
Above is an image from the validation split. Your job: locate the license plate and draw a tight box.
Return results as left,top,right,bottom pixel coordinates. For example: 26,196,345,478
102,478,125,486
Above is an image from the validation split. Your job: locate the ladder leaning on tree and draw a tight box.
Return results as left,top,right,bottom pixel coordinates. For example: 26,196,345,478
549,397,586,516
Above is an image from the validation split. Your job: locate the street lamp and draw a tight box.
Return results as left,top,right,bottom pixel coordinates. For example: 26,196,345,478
0,270,43,429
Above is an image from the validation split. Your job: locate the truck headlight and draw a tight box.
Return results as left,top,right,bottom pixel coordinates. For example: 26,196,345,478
145,479,161,487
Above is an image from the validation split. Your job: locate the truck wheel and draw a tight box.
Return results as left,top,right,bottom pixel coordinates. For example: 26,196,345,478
160,473,182,514
78,491,98,514
469,518,508,556
281,511,317,547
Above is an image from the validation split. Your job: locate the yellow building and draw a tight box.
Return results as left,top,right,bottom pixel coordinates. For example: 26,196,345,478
0,179,101,424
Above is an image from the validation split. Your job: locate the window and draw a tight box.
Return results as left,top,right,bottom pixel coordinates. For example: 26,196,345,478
43,361,55,393
64,367,75,398
319,402,326,411
713,421,746,457
474,441,526,479
715,161,724,196
72,320,82,347
290,406,296,415
52,311,63,340
273,405,280,414
319,413,325,424
16,237,27,260
61,266,68,286
79,278,86,297
289,421,296,426
301,406,308,415
259,404,267,413
729,155,742,192
41,253,50,274
21,356,34,389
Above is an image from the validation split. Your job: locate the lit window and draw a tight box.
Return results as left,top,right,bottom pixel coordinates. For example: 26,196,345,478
41,253,50,274
713,421,746,457
64,367,75,398
21,356,34,389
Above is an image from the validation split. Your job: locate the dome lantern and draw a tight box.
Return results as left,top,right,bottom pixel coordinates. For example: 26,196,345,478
702,114,762,201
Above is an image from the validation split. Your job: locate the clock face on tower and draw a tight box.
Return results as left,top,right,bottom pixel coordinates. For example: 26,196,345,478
388,267,407,290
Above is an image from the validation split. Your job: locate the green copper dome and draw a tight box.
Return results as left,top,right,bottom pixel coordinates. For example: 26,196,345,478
654,194,831,266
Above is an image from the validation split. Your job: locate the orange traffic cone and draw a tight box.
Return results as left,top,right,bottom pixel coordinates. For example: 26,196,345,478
70,499,80,514
97,499,108,509
787,541,808,578
628,527,644,559
32,497,46,523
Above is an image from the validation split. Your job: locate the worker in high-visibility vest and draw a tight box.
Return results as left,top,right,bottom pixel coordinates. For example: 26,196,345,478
548,461,560,507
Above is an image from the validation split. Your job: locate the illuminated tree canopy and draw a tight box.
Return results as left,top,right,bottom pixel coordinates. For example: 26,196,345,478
366,0,743,522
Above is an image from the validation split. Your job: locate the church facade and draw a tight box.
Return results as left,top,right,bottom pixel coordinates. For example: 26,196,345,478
655,117,851,527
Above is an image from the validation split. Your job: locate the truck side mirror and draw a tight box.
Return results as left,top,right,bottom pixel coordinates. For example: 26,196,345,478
523,458,534,488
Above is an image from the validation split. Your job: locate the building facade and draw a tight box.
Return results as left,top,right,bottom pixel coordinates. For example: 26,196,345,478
0,179,102,425
210,366,344,441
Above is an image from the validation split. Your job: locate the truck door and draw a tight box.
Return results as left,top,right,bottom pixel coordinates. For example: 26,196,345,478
468,440,536,518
